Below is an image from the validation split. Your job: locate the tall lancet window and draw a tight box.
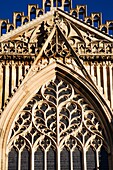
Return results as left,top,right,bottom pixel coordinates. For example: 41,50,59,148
7,76,109,170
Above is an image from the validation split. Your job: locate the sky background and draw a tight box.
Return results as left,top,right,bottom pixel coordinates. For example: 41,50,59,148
0,0,112,23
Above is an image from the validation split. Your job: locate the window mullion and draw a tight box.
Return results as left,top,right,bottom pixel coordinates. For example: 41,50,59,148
96,150,100,170
31,149,34,170
57,147,60,170
45,150,47,170
18,151,21,170
70,150,73,170
83,148,87,170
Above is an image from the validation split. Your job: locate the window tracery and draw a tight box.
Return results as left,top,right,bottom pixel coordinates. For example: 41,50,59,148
7,76,109,169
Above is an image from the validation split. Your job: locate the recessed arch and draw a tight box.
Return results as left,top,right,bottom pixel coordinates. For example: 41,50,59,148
30,7,36,21
93,15,100,28
16,14,21,28
79,7,85,20
0,62,112,170
1,22,7,35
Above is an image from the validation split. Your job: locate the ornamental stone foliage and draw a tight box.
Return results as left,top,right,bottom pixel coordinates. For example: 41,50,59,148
0,0,113,170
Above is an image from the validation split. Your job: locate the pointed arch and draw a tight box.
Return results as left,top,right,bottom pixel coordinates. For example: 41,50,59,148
30,7,36,21
0,62,112,170
1,22,7,35
16,14,21,28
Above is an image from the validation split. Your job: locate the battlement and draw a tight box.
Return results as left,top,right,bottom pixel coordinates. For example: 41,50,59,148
0,1,113,37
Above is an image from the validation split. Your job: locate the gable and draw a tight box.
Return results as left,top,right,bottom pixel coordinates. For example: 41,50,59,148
0,5,112,113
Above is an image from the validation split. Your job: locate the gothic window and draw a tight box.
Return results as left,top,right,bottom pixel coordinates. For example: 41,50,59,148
101,26,107,33
16,14,21,28
93,15,99,28
8,147,18,170
86,147,96,170
108,23,113,36
64,0,70,12
1,22,7,35
72,11,77,18
34,147,44,170
99,146,109,170
38,11,43,17
58,0,62,7
7,76,109,170
73,147,82,170
86,18,92,25
30,7,36,21
23,18,29,25
8,25,14,32
79,8,85,20
45,0,51,13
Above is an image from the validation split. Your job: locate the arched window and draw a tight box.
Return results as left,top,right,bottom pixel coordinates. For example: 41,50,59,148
47,147,56,170
86,18,92,25
72,11,77,18
1,22,7,35
16,14,21,28
79,7,85,20
45,0,51,12
108,23,113,36
101,26,107,33
64,0,70,12
8,147,18,170
21,147,30,170
93,15,99,28
7,77,109,170
34,147,44,170
58,0,62,7
99,146,109,170
30,7,36,21
73,147,82,169
87,147,96,170
38,10,43,17
8,25,14,32
23,18,29,25
61,147,70,169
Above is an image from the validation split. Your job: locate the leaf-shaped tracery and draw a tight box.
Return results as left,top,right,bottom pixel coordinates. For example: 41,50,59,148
8,77,105,152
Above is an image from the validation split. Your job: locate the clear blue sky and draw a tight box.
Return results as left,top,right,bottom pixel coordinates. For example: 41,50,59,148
0,0,112,23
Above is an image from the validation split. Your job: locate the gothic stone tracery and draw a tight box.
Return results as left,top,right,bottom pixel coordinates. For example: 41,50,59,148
0,0,113,170
7,76,108,170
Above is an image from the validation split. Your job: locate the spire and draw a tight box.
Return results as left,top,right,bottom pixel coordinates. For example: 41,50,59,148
43,0,72,13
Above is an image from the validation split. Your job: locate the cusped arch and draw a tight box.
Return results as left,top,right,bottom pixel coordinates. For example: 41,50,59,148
0,62,113,170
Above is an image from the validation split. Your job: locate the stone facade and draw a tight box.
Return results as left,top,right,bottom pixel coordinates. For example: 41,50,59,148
0,0,113,170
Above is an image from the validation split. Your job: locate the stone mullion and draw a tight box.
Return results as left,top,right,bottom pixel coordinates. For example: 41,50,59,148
97,63,101,87
83,148,87,170
82,106,86,170
18,151,21,170
56,84,60,170
31,149,34,170
1,64,5,108
31,105,34,170
18,63,23,85
91,62,94,77
44,150,47,170
5,63,9,103
70,150,73,170
103,62,108,99
11,61,16,93
57,147,60,170
96,150,99,170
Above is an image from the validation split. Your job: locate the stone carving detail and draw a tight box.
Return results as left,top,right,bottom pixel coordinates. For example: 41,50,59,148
8,77,104,151
0,20,54,56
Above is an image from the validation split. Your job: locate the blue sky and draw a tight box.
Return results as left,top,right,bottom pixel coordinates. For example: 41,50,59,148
0,0,112,23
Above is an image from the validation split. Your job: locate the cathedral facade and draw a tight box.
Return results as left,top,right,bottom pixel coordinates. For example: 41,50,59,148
0,0,113,169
